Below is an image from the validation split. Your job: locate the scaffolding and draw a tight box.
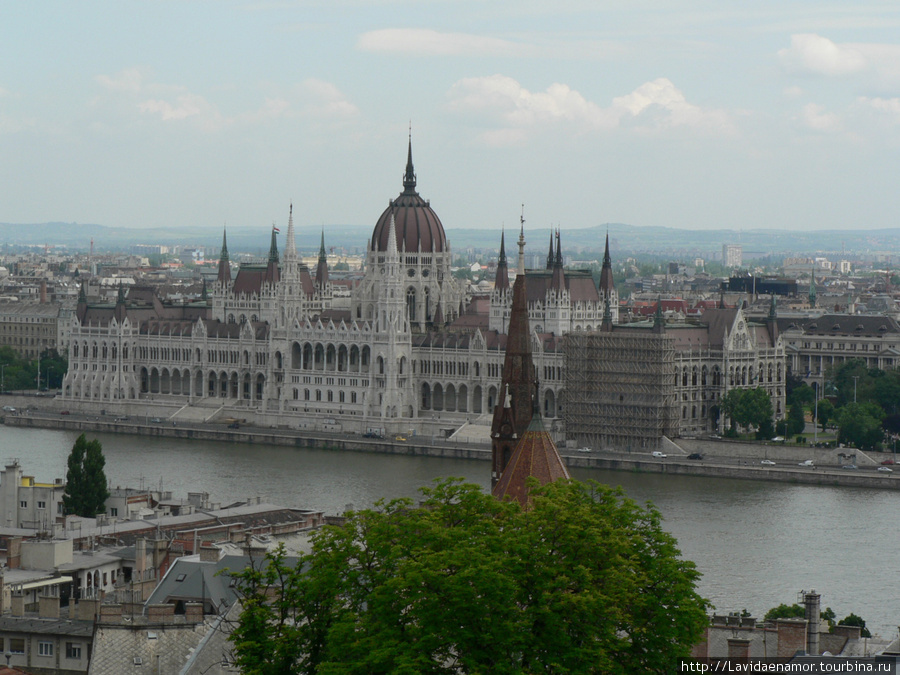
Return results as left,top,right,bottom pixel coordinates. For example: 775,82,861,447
563,331,679,451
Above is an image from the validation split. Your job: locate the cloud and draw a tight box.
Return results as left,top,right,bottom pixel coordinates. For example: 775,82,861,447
859,96,900,121
95,68,144,93
778,34,900,88
298,78,359,119
800,103,841,132
778,34,866,76
447,75,733,144
93,68,350,131
138,94,205,121
359,29,527,57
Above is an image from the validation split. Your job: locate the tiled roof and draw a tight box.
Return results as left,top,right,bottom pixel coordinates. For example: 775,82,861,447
492,409,570,507
89,622,212,675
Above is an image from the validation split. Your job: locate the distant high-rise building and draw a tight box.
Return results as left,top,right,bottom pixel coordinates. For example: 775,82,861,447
723,244,742,269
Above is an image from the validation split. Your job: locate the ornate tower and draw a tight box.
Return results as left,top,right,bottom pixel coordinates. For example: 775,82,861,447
491,273,535,487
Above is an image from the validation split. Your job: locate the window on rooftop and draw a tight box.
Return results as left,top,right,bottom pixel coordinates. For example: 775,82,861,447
39,641,53,657
176,573,187,582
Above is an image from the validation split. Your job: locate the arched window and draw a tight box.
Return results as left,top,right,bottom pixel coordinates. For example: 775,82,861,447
407,287,416,322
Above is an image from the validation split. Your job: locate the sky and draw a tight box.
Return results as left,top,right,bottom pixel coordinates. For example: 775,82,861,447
3,1,900,241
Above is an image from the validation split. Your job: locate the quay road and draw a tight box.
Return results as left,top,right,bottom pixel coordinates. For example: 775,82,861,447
5,404,900,491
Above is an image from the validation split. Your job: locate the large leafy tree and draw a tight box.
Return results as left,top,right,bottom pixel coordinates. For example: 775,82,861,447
722,387,774,436
836,402,885,451
229,478,708,675
63,434,110,517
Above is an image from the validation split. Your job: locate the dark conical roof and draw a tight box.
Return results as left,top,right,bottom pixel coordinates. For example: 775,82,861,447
492,402,570,507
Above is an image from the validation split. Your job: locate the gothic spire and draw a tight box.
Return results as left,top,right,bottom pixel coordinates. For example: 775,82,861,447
517,205,526,277
554,229,563,268
316,228,329,288
403,128,417,194
809,269,817,308
268,225,279,263
495,229,509,292
217,227,231,284
599,231,615,296
285,202,297,261
653,296,666,333
546,231,554,269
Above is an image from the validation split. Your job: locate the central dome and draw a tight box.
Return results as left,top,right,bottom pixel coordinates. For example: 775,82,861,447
371,139,447,254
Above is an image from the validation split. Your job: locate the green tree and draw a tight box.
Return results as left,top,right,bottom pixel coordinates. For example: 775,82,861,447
786,402,807,437
722,388,774,436
764,603,805,621
838,613,871,638
836,402,885,451
62,434,110,517
230,478,708,675
789,383,815,407
817,399,835,431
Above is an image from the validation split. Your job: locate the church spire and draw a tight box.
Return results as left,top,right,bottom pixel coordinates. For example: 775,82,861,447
315,228,329,288
495,229,509,292
265,224,281,285
268,224,279,263
599,231,615,297
285,202,297,261
517,205,526,277
809,269,817,308
546,231,554,269
217,227,231,284
491,272,535,488
403,127,417,194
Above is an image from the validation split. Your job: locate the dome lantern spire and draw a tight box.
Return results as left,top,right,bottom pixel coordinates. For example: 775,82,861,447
403,126,417,194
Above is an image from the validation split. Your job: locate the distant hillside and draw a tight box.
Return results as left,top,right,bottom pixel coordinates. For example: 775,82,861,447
0,221,895,258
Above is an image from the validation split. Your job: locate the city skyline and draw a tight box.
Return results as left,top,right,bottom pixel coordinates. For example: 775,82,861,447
3,1,900,234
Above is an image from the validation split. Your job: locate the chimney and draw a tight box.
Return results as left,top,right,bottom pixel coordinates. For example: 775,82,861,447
199,544,220,563
147,603,175,624
39,595,60,619
77,598,100,622
99,604,123,623
185,602,203,624
804,590,820,656
727,637,751,661
776,618,807,658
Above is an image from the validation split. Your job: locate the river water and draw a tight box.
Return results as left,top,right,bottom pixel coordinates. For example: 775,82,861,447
2,426,897,637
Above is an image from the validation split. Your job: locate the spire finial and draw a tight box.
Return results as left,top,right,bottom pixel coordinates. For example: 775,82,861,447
403,127,417,193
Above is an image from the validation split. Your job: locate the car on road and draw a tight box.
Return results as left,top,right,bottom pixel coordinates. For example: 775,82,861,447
577,447,591,453
841,464,858,470
651,451,667,458
687,453,703,460
1,406,14,413
761,460,776,466
878,466,893,473
395,435,407,442
60,410,70,415
363,432,384,439
771,436,785,442
149,417,162,423
798,460,814,467
882,459,895,465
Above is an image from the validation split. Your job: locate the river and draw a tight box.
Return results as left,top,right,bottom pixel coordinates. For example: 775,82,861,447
2,426,896,637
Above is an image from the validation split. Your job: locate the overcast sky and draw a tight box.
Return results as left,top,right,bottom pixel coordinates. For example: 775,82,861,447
2,1,900,242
